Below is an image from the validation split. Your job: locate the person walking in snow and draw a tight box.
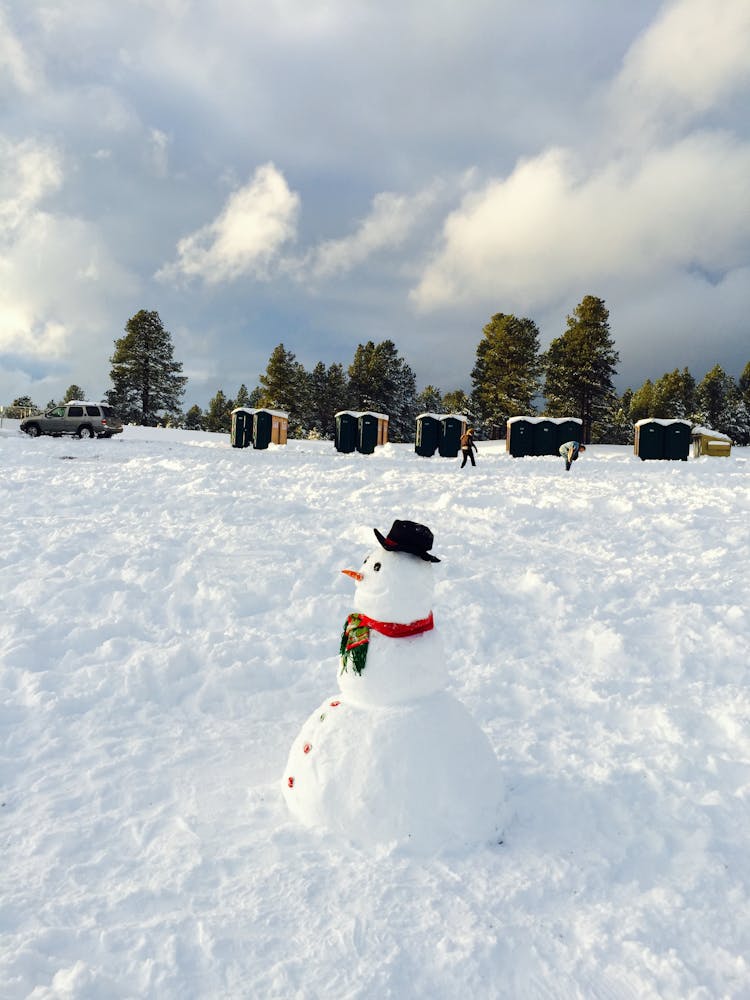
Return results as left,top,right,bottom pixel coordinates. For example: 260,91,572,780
559,440,585,471
460,427,477,468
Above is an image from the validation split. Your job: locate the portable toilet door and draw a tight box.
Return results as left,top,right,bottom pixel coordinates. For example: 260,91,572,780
357,412,380,454
231,408,252,448
663,421,690,460
335,412,359,453
533,419,557,456
252,410,273,449
634,420,665,460
506,417,534,457
555,419,583,449
415,414,440,457
439,416,465,457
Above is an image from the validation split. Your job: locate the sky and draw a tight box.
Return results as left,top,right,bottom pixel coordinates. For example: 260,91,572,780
1,0,749,411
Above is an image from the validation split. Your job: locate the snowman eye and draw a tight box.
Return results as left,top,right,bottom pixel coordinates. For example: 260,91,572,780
373,562,381,572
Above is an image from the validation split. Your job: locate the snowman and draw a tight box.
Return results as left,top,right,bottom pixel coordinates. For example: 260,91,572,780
282,520,506,852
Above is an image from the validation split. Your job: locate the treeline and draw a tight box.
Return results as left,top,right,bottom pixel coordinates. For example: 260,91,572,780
191,341,468,442
8,299,750,444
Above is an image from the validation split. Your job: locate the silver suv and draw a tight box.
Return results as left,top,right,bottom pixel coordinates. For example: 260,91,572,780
20,401,124,439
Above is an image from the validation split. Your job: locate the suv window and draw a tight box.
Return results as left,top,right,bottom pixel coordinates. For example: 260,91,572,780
101,406,113,418
48,407,65,417
85,405,101,416
68,406,84,417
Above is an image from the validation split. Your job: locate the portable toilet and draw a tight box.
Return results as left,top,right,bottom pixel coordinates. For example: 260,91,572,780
252,409,288,449
634,419,665,460
663,420,690,460
506,417,535,457
335,411,359,453
555,419,584,449
230,408,253,448
439,415,467,457
415,414,441,457
357,412,388,454
533,419,558,456
691,426,732,457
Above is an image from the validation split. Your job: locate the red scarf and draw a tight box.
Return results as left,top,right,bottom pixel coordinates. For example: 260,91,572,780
340,611,434,675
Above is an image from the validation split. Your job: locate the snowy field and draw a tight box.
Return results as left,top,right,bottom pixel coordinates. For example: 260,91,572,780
2,421,749,1000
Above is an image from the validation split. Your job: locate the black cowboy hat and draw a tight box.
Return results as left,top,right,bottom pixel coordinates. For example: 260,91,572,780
373,519,440,562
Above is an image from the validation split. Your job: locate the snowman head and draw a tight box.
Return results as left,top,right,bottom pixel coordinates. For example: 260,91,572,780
342,521,440,623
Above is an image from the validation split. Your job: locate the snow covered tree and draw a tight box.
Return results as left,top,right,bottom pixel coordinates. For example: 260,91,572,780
348,340,418,442
415,385,444,414
206,389,233,433
258,343,309,435
471,313,542,435
306,362,349,439
107,310,186,424
442,389,472,416
234,384,252,409
542,295,619,444
651,368,696,418
695,365,750,443
739,361,750,410
184,404,204,430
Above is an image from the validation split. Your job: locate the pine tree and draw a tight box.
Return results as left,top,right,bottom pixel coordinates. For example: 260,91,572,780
739,361,750,410
63,384,86,403
695,364,750,441
206,389,233,433
442,389,472,416
306,362,349,439
184,404,204,430
235,384,252,409
347,340,418,442
258,343,309,435
415,385,444,414
470,313,541,436
107,310,187,424
542,295,619,443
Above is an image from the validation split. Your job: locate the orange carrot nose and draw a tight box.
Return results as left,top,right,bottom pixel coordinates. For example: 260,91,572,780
341,569,364,582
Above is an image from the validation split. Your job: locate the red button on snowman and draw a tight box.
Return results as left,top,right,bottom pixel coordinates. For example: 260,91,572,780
282,520,506,852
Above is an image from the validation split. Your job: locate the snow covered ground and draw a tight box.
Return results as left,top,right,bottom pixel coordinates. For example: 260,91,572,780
2,421,749,999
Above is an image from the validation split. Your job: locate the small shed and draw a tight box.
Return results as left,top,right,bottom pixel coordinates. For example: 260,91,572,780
507,416,583,457
334,411,359,453
438,414,468,457
506,417,535,457
334,411,389,454
358,411,389,454
415,413,441,457
691,426,732,458
634,419,690,461
231,408,288,450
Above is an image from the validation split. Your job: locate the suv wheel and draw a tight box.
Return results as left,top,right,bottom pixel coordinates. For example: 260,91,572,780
25,424,41,438
77,425,95,439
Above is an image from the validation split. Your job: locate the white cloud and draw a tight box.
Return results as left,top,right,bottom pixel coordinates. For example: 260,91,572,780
0,9,37,95
147,127,170,178
305,186,440,280
0,137,63,229
411,133,750,312
611,0,750,131
157,163,300,284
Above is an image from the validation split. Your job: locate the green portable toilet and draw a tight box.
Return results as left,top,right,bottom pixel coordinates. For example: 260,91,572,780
439,416,465,457
253,410,273,450
533,419,557,456
335,411,359,453
634,419,665,460
663,420,691,460
231,408,253,448
506,417,534,457
358,412,380,454
415,414,441,457
555,419,583,449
